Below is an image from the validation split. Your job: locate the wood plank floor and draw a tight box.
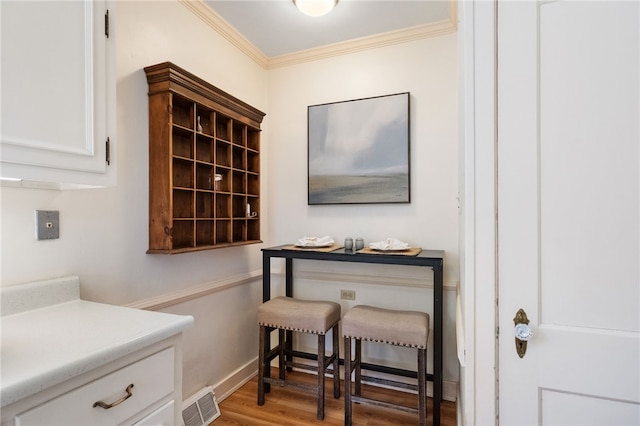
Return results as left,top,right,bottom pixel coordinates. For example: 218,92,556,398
212,371,456,425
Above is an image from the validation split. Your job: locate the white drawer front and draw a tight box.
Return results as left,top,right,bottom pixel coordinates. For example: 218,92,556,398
16,348,175,426
133,400,174,426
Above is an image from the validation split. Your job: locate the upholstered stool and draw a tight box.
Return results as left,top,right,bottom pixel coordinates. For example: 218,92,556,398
257,296,341,420
342,305,430,426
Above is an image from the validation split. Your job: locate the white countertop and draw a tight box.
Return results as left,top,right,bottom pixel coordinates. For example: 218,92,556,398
0,276,194,407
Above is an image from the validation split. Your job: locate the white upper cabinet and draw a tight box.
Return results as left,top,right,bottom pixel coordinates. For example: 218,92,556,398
0,1,115,188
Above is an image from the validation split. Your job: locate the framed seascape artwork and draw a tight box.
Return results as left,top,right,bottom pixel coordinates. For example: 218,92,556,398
307,92,410,205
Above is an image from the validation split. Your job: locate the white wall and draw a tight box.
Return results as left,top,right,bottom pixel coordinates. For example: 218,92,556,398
0,0,460,403
267,36,459,278
0,0,268,400
266,34,460,392
0,0,267,299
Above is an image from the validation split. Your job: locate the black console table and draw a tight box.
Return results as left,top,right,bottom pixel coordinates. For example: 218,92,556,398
262,245,445,426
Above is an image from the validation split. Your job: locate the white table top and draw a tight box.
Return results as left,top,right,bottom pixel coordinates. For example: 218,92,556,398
0,277,194,407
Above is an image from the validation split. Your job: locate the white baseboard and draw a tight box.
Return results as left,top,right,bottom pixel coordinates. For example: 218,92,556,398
212,358,258,402
213,356,457,403
457,384,464,426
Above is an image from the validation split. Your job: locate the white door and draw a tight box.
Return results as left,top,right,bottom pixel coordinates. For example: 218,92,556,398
497,1,640,424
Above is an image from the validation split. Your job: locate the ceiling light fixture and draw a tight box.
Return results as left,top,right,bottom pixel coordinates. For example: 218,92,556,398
293,0,339,17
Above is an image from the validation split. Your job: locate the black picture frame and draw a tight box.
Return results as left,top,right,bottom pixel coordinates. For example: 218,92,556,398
307,92,410,205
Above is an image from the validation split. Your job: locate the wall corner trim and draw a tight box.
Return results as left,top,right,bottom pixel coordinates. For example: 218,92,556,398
178,0,269,68
125,270,262,311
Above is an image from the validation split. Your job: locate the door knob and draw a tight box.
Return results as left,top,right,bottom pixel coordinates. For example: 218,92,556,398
513,308,532,358
515,323,533,341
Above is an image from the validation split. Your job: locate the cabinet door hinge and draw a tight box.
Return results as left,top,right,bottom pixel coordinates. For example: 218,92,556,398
105,10,110,38
106,137,111,165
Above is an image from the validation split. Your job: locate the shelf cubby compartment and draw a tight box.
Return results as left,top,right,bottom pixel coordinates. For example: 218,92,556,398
247,173,259,196
215,167,231,192
216,114,231,142
232,171,246,194
232,194,246,218
172,95,194,130
216,220,231,244
196,192,213,218
172,127,194,159
232,122,245,146
146,62,265,253
196,134,214,163
215,193,231,218
215,140,231,168
195,106,214,136
172,158,194,188
172,220,195,249
233,220,246,242
247,128,260,151
247,150,259,174
232,145,246,170
196,220,214,246
247,220,260,241
196,163,214,190
246,197,259,217
173,189,194,218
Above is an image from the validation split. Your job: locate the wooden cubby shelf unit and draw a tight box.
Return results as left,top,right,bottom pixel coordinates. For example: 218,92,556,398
145,62,265,254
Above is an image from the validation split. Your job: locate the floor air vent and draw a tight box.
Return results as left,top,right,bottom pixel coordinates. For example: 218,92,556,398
182,386,221,426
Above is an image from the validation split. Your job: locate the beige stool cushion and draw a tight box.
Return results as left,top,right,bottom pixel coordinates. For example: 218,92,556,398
342,305,430,349
258,296,341,334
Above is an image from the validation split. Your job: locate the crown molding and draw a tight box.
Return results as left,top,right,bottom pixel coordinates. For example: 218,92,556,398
178,0,269,68
267,17,457,69
181,0,458,70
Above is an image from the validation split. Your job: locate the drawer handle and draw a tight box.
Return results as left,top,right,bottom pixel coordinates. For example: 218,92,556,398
93,384,134,409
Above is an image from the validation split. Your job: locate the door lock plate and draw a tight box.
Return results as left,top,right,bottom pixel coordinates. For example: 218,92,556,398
513,308,532,358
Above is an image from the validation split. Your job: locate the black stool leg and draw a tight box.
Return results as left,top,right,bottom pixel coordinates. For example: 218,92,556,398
278,328,286,380
332,323,340,398
344,336,352,426
317,333,326,420
258,325,266,405
418,348,427,426
285,329,294,372
354,339,362,397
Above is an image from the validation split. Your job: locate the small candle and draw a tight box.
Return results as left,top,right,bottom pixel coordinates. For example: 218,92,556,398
344,238,353,250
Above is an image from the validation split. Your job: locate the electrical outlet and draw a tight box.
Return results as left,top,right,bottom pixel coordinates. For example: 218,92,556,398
35,210,59,240
340,289,355,300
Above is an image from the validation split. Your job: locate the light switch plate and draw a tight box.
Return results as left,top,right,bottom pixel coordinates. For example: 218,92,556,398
35,210,59,240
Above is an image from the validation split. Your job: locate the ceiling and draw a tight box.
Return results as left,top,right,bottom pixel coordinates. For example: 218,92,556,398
202,0,454,58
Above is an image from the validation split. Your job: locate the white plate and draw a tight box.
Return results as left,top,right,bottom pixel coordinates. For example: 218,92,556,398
295,236,334,247
371,246,412,252
369,238,410,251
295,242,334,247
